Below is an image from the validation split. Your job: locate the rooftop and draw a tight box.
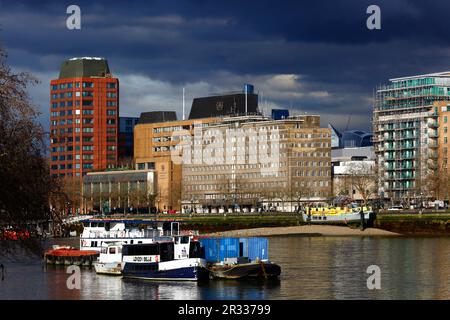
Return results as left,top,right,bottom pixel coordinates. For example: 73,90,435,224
58,57,112,79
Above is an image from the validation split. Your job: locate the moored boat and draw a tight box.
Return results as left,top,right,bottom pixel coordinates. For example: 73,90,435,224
121,236,209,281
199,237,281,280
79,219,196,252
301,203,373,224
44,245,99,266
208,259,281,280
93,242,123,275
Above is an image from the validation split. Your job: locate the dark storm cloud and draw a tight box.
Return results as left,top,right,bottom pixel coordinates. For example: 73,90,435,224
2,0,450,132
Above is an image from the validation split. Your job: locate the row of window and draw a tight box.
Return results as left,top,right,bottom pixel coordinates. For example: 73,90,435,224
51,136,94,144
51,163,93,170
51,99,117,107
51,127,116,135
50,109,97,117
295,170,330,177
51,118,95,126
51,82,117,90
184,179,330,192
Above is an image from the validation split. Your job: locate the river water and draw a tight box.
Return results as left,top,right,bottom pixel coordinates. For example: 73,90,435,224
0,235,449,300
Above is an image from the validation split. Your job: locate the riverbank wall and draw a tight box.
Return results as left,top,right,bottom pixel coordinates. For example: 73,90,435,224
373,213,450,236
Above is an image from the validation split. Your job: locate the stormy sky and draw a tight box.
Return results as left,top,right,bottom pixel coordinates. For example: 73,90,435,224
1,0,450,133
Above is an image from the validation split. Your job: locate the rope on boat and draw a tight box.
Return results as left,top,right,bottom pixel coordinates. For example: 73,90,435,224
259,260,268,279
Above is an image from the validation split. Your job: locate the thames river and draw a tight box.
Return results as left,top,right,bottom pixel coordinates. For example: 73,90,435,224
1,235,449,300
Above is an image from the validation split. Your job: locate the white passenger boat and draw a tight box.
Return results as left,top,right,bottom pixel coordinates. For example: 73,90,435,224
94,242,123,275
79,219,196,252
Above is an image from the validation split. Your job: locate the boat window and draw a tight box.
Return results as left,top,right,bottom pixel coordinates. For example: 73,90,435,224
98,222,104,228
171,222,179,235
105,222,110,231
109,247,116,254
189,242,204,259
125,244,159,256
180,236,190,244
91,222,98,228
159,242,174,262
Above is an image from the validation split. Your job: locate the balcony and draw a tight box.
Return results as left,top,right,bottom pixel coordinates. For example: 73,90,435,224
429,142,439,148
428,121,438,128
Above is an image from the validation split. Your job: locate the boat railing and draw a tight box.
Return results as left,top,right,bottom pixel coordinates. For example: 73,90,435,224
82,229,199,239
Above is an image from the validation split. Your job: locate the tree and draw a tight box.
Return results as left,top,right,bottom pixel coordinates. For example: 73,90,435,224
347,162,377,205
0,46,53,227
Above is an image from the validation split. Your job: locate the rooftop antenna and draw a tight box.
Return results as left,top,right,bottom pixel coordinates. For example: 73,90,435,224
245,85,248,115
182,87,186,120
260,91,264,116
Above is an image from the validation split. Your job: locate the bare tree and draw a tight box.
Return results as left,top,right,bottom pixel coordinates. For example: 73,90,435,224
0,46,53,227
347,162,377,205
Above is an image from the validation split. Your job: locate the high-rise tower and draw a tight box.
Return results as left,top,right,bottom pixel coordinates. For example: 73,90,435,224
50,57,119,177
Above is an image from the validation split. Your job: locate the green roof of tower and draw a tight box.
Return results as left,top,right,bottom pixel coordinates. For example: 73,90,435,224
58,57,112,79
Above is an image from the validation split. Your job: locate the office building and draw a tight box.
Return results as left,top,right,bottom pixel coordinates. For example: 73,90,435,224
118,116,139,161
50,57,119,177
134,111,219,211
181,115,332,213
82,169,156,214
188,84,258,119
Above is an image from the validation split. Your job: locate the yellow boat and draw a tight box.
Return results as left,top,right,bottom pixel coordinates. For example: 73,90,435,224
302,203,372,224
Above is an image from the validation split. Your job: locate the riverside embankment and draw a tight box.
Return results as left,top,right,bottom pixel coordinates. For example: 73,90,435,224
71,212,450,236
373,213,450,235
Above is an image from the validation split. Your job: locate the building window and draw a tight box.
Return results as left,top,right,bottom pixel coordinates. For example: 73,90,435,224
106,83,116,89
82,82,94,88
82,91,93,97
445,116,448,123
137,163,145,170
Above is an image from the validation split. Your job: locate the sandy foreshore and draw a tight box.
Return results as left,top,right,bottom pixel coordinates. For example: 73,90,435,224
205,225,400,237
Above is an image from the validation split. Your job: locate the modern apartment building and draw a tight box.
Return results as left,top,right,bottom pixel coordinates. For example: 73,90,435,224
50,57,119,178
373,72,450,202
181,115,332,213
